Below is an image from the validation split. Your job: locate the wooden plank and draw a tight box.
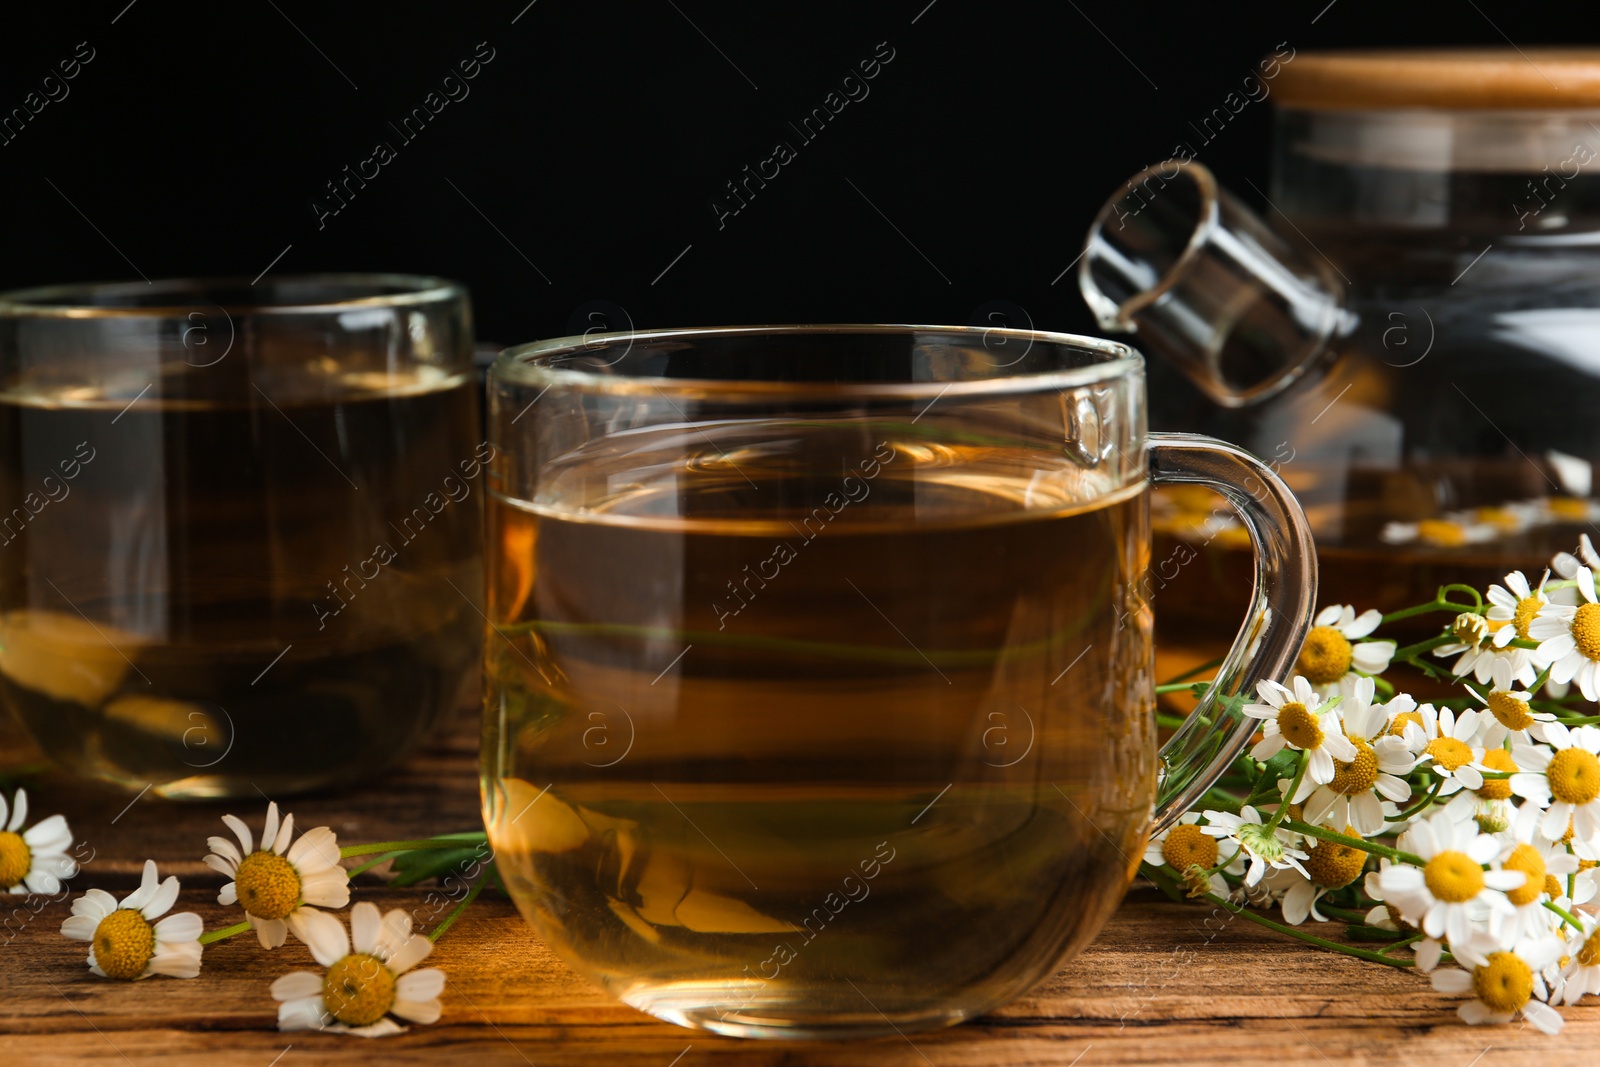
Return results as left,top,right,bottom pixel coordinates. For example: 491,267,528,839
3,715,1598,1065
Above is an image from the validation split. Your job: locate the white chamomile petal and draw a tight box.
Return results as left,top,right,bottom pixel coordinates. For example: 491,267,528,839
294,908,349,968
271,971,325,1000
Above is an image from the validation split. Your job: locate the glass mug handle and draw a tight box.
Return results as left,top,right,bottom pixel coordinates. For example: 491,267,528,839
1147,431,1319,833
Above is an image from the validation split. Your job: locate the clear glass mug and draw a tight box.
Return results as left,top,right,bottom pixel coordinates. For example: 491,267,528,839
480,325,1317,1038
0,275,484,797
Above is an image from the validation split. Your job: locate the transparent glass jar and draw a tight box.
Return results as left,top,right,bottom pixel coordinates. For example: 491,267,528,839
1080,49,1600,688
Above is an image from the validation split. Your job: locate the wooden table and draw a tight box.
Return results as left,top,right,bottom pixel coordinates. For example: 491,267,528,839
3,710,1595,1066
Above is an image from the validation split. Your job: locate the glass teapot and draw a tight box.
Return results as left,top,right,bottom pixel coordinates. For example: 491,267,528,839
1077,48,1600,685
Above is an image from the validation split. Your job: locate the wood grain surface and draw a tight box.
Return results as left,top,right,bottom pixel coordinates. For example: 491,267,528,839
2,707,1596,1066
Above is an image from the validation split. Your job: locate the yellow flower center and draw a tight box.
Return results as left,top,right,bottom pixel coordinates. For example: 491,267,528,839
0,831,30,889
1276,702,1325,750
1574,603,1600,662
1451,612,1489,644
1545,874,1565,898
1472,952,1533,1014
1513,596,1543,641
1329,737,1381,796
1296,627,1354,685
1580,931,1600,968
1423,850,1485,903
1477,749,1516,801
1426,736,1474,773
1161,825,1219,872
1502,844,1546,907
323,953,397,1027
1302,827,1367,889
1551,497,1590,519
1547,748,1600,806
1388,711,1423,738
1417,519,1467,547
93,908,155,980
234,850,302,921
1486,691,1534,732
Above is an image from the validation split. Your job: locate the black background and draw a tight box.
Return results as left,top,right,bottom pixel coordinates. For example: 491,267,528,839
4,1,1599,347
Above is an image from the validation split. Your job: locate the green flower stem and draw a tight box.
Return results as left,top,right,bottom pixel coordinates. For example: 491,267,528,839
1381,595,1481,626
347,851,406,878
340,836,486,859
1545,900,1586,932
1282,818,1426,866
1141,863,1415,969
1316,903,1373,924
198,920,252,946
1380,933,1425,956
428,876,488,943
1390,634,1454,663
1392,777,1446,822
1157,681,1212,694
1265,753,1309,833
1204,894,1415,967
1440,584,1486,608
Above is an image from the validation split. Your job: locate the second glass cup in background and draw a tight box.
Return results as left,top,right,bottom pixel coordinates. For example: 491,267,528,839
0,275,485,797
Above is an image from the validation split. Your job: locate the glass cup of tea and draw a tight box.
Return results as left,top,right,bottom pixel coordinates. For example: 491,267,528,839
481,325,1317,1038
0,275,485,797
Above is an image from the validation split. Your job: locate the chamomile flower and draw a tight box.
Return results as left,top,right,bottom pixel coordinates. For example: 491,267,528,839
0,788,76,896
1569,832,1600,905
1468,686,1555,748
1362,861,1414,932
1298,680,1414,835
1529,566,1600,700
1381,518,1497,548
1491,806,1579,942
1244,676,1357,788
1280,828,1369,925
1430,934,1565,1033
1559,913,1600,1005
1200,805,1309,888
272,901,445,1037
59,860,202,980
1443,746,1521,827
1294,605,1396,698
205,802,350,949
1378,811,1523,944
1511,724,1600,841
1551,533,1600,582
1433,612,1512,688
1408,704,1491,795
1142,813,1235,897
1482,570,1547,687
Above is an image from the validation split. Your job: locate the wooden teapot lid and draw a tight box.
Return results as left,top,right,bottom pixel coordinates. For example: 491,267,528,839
1273,48,1600,109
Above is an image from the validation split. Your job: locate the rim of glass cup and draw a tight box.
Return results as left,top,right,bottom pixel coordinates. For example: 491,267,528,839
0,273,466,318
494,324,1142,400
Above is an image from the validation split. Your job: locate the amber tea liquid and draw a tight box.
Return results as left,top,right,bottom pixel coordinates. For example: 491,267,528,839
482,424,1156,1036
